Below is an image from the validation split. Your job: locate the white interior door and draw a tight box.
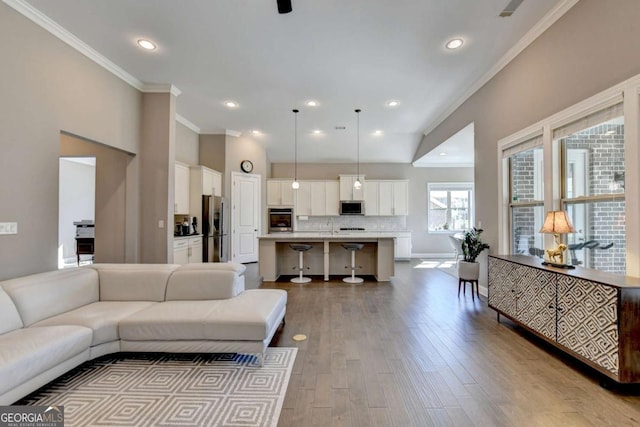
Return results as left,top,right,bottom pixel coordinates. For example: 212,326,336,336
231,172,261,263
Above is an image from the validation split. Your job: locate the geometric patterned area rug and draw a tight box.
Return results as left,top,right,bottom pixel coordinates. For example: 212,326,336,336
17,348,297,427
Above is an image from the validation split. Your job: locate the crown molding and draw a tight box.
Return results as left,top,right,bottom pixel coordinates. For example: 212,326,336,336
175,114,201,134
142,84,182,97
422,0,581,137
201,129,242,137
3,0,145,91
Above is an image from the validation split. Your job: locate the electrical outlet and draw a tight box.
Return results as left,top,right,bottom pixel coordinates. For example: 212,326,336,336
0,222,18,235
158,220,165,229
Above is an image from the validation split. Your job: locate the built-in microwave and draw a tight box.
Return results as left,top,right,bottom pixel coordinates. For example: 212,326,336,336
339,200,365,215
268,208,293,232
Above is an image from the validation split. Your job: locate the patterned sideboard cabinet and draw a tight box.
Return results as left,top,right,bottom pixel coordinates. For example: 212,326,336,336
488,255,640,384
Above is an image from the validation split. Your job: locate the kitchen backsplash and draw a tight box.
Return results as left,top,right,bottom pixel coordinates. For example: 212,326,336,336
295,216,407,231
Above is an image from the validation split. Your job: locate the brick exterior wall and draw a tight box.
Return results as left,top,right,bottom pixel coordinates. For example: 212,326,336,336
510,124,626,275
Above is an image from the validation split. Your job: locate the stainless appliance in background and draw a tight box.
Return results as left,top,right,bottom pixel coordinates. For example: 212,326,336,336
202,195,228,262
268,208,293,232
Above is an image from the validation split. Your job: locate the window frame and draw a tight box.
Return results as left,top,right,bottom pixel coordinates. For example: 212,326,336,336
427,182,474,233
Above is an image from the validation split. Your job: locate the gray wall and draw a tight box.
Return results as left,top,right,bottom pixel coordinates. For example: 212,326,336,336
0,4,141,280
175,122,199,165
270,163,474,254
60,134,134,264
415,0,640,252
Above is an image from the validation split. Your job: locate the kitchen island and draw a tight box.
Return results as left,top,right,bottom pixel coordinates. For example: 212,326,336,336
258,232,395,282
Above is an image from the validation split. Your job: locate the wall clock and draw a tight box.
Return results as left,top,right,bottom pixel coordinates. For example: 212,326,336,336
240,160,253,173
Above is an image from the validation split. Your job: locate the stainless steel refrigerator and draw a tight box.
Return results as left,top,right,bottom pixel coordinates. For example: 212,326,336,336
202,195,228,262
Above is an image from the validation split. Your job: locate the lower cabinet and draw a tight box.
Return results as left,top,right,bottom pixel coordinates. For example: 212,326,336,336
173,239,189,265
173,237,203,265
394,233,412,260
488,255,635,382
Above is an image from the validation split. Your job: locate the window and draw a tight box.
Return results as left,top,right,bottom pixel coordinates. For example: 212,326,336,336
557,106,625,274
427,183,473,232
507,139,544,256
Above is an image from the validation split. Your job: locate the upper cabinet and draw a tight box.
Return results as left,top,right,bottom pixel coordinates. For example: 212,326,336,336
267,179,294,206
339,175,365,201
174,162,190,215
365,180,409,216
191,165,222,197
294,181,339,216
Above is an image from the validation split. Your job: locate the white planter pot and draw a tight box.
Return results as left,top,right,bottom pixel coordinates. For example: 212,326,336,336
458,261,480,281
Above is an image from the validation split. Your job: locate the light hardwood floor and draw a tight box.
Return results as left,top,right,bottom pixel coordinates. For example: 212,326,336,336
245,260,640,427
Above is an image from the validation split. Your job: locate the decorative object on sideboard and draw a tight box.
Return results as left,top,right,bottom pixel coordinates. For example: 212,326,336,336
353,109,362,190
291,109,300,190
539,210,576,269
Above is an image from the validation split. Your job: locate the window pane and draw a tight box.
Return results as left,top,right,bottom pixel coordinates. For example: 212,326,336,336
565,200,626,275
510,148,543,203
429,191,447,209
511,205,545,257
563,117,625,198
429,209,447,230
450,208,469,230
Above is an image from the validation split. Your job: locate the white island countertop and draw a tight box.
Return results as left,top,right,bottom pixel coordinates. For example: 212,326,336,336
258,232,405,239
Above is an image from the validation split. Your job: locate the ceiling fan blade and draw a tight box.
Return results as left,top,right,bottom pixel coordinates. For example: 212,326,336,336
277,0,292,14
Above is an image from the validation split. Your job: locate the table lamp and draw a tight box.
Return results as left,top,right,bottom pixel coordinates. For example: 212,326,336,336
539,210,576,269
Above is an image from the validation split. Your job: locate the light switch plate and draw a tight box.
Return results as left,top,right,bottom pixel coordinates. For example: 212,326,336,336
0,222,18,235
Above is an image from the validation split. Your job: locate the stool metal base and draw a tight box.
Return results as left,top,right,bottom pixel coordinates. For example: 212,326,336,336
291,276,312,284
343,277,364,284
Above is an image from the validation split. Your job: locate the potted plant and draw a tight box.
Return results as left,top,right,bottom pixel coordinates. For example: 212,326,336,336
458,227,490,281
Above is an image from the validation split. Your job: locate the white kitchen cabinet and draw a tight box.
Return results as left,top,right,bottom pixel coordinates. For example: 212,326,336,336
188,236,202,263
194,166,221,197
267,180,295,206
295,181,313,216
310,181,326,215
173,239,189,265
175,163,190,214
394,232,412,260
174,236,203,265
392,181,409,215
190,166,222,229
325,181,340,216
339,175,365,201
364,181,379,216
374,180,409,216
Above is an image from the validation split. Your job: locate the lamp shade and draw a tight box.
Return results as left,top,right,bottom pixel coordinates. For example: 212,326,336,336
539,211,576,234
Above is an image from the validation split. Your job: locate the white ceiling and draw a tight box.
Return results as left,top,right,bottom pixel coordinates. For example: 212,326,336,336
22,0,565,164
413,122,475,167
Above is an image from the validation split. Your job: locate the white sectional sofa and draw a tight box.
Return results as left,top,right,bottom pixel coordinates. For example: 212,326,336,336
0,263,287,405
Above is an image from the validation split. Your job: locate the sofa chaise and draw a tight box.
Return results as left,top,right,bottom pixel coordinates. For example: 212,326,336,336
0,262,287,405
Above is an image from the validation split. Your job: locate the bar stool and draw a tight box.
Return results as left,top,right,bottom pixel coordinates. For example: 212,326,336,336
342,243,364,284
290,244,313,283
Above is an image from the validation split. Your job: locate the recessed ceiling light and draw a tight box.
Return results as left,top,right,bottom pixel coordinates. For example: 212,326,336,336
312,129,322,135
137,39,156,50
446,38,464,50
439,152,447,156
224,101,238,108
252,130,261,135
373,130,383,136
306,100,318,107
387,100,399,107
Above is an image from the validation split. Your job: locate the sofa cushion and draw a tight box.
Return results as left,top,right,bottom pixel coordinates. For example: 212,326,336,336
88,264,179,301
31,301,156,346
166,269,244,301
0,325,92,396
175,262,246,275
119,289,287,342
1,269,99,327
0,287,23,335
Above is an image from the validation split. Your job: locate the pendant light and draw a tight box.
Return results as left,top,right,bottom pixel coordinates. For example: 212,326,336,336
354,109,362,190
292,109,300,189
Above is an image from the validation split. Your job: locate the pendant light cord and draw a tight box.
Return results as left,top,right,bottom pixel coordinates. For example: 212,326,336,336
356,109,361,180
293,109,299,182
